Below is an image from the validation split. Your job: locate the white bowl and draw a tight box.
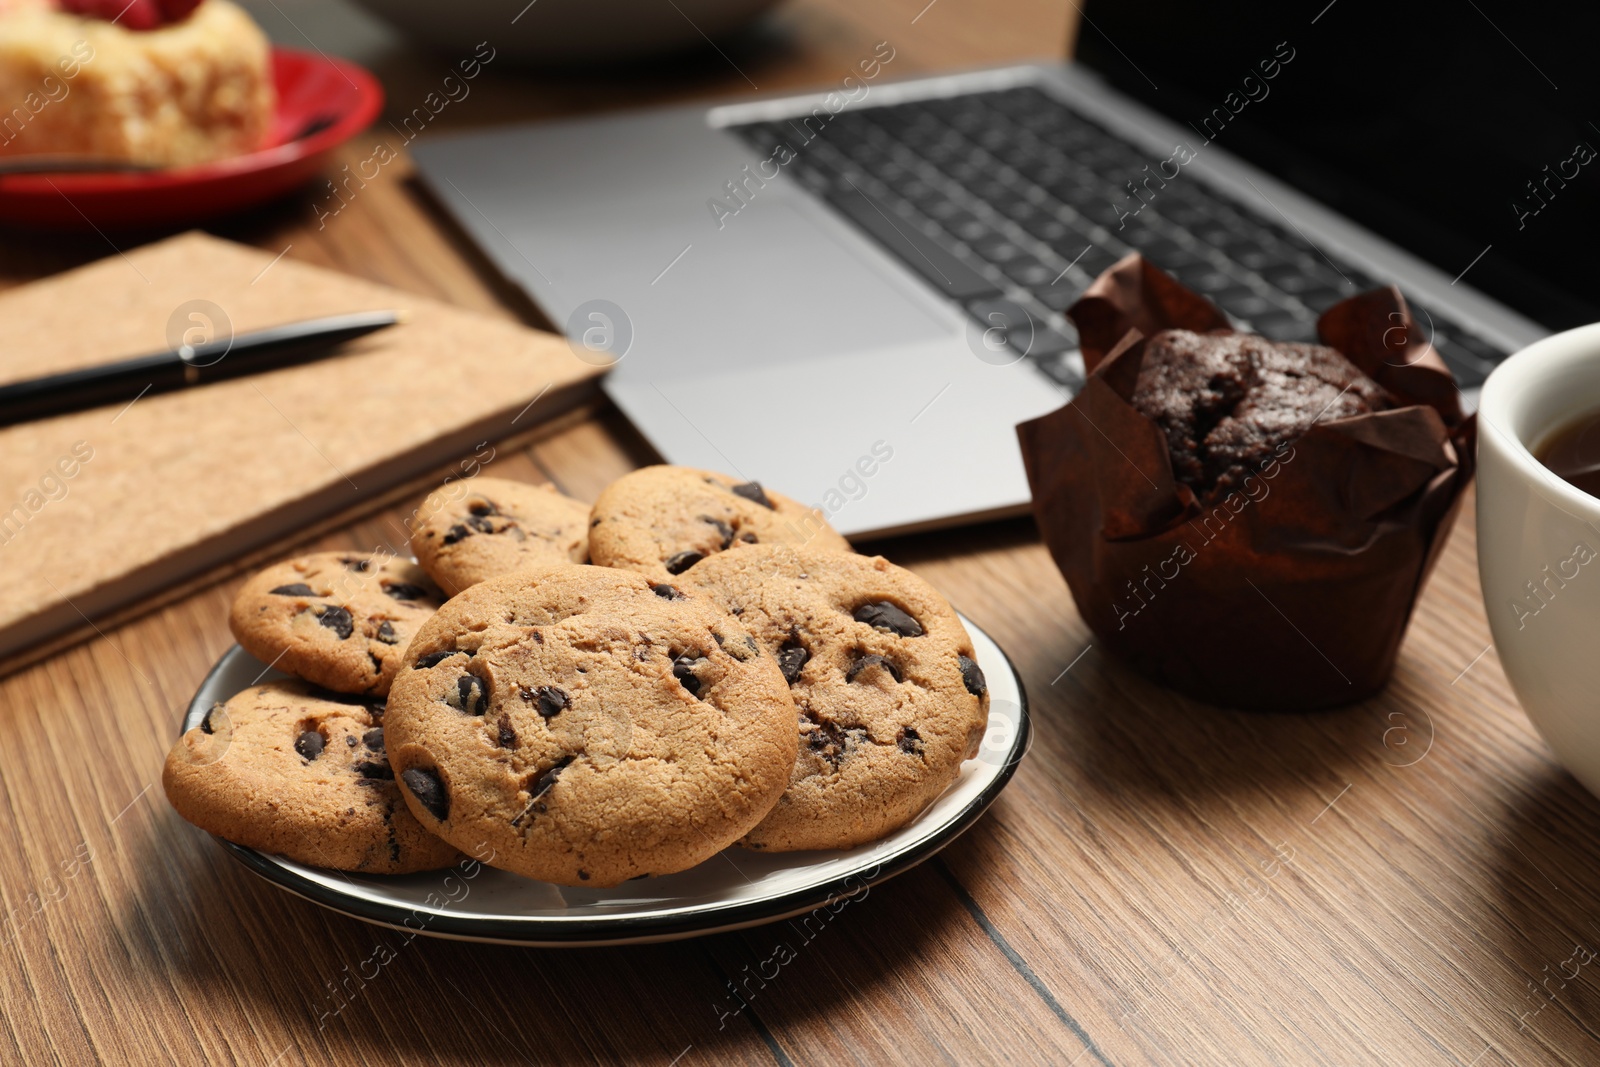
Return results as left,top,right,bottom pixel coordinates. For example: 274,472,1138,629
348,0,783,64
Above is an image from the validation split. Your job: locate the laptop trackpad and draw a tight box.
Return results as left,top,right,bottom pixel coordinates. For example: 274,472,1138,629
549,195,954,378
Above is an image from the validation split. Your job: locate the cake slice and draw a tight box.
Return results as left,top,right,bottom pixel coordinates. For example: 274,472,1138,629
0,0,274,168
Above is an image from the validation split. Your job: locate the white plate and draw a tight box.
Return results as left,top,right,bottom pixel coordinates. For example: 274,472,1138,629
182,614,1030,946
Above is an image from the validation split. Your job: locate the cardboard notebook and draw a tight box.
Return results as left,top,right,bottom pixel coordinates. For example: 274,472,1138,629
0,232,602,672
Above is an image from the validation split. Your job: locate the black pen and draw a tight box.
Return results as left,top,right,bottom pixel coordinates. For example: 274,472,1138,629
0,310,405,428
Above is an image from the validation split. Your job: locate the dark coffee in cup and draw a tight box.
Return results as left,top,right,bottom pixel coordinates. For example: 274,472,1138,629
1538,411,1600,497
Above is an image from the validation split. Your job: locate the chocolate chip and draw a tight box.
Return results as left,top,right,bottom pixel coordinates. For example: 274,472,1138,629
384,583,427,602
270,583,316,596
897,726,923,755
853,601,923,637
958,655,987,697
402,767,449,820
731,482,773,509
701,516,735,550
446,673,488,716
343,557,371,573
414,650,454,669
522,685,567,718
527,757,571,803
665,551,704,575
201,704,223,734
776,639,809,685
591,517,602,528
496,715,517,748
512,757,571,824
673,655,709,698
652,584,685,601
578,870,590,881
294,730,324,760
442,524,471,545
346,735,357,747
805,717,848,768
353,760,393,780
739,532,759,544
466,514,496,534
846,654,902,684
468,500,499,517
316,605,354,639
374,620,399,645
363,728,384,751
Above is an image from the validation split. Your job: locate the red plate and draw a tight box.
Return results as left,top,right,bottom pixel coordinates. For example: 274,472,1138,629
0,47,383,231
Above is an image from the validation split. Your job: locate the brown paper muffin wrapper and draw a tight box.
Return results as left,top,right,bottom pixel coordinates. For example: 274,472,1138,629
1017,254,1476,711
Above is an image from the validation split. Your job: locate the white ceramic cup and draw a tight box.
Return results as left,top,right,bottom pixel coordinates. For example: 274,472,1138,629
1479,323,1600,795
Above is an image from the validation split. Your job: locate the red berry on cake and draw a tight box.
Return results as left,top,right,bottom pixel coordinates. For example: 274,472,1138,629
56,0,202,29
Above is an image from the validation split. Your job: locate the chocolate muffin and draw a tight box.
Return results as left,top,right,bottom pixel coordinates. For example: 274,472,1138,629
1020,253,1477,711
1132,329,1395,500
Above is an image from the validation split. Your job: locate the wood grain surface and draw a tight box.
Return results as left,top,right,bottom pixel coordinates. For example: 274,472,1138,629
3,2,1598,1065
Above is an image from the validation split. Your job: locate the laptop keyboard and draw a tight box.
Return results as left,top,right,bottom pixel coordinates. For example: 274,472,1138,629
731,86,1504,392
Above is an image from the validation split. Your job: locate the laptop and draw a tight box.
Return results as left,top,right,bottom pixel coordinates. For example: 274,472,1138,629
412,0,1590,538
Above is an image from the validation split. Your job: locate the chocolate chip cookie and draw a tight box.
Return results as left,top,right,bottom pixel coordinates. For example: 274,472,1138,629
411,477,590,595
685,545,990,852
162,681,461,874
588,465,853,582
383,564,799,887
229,552,444,697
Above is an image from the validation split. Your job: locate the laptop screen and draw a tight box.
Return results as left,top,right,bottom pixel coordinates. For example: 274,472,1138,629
1074,0,1598,330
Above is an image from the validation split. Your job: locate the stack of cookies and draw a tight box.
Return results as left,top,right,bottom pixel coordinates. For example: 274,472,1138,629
164,466,991,887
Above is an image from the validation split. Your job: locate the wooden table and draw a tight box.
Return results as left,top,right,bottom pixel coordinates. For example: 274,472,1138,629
4,2,1597,1064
